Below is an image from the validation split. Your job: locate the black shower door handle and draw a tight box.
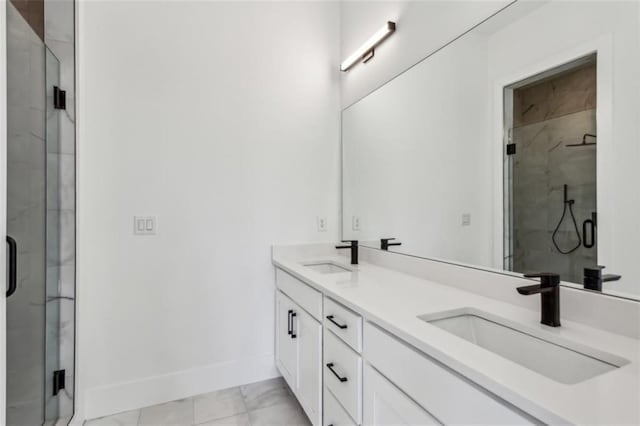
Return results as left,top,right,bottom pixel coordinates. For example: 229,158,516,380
6,235,17,297
583,218,595,248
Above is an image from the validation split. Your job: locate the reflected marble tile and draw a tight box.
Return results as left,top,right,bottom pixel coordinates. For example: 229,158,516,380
240,377,291,411
85,409,140,426
198,413,251,426
248,397,310,426
139,398,194,426
194,387,246,425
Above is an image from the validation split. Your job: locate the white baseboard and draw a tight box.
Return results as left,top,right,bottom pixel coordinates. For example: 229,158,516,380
82,354,279,421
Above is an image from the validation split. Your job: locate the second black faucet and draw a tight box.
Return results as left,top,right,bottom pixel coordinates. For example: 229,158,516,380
517,272,561,327
336,240,358,265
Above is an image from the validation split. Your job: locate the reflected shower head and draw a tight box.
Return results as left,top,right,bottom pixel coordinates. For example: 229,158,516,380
566,133,597,147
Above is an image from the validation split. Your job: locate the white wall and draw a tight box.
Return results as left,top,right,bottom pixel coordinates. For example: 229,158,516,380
340,0,512,107
76,1,340,420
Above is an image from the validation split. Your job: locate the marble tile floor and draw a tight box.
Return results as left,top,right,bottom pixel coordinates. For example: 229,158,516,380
85,378,311,426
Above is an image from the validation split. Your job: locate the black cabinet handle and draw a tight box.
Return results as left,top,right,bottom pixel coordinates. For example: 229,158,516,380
6,236,17,297
290,312,297,339
326,315,348,329
326,363,348,382
287,310,293,335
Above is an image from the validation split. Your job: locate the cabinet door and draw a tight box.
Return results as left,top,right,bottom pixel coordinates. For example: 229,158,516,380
364,364,440,426
297,309,322,426
276,291,298,388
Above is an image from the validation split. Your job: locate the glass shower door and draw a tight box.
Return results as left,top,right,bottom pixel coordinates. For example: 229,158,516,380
45,46,62,423
6,2,64,425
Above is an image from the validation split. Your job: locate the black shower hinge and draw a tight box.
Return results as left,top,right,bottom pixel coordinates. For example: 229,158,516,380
53,369,66,396
53,86,66,110
506,143,516,155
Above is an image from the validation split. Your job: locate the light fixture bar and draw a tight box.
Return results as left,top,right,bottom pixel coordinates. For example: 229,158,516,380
341,21,396,72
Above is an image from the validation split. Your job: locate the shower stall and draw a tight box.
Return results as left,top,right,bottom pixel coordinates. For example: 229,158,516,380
5,1,76,424
504,55,598,284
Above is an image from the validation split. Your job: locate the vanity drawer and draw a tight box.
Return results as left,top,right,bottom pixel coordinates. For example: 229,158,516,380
276,268,322,320
363,322,536,425
324,297,363,352
324,329,362,424
324,387,356,426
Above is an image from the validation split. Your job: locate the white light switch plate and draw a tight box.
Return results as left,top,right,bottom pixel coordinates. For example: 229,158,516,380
134,216,156,235
462,213,471,226
317,216,328,232
352,216,361,231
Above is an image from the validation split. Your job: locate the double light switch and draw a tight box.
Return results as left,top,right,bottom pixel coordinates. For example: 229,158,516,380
134,216,156,235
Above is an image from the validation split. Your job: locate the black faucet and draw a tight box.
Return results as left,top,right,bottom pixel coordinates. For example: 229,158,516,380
380,238,402,251
336,240,358,265
517,273,561,327
583,266,621,291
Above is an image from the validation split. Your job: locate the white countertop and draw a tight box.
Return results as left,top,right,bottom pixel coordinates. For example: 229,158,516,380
273,249,640,425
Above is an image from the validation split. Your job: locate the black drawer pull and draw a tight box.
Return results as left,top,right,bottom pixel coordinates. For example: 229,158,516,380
287,310,293,335
326,363,348,382
326,315,348,329
291,312,297,339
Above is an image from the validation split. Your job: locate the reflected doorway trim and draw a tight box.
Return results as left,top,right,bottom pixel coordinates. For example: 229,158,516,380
491,34,614,283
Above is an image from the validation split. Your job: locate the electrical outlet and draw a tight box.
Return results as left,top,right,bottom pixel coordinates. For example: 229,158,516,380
352,216,361,231
461,213,471,227
134,216,156,235
317,216,327,232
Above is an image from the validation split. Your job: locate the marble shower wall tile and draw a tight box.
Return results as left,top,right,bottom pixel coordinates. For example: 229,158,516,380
512,98,597,283
44,0,74,44
59,153,75,210
513,62,596,127
59,209,75,266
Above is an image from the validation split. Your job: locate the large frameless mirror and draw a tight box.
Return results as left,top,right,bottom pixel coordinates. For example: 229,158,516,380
342,0,640,300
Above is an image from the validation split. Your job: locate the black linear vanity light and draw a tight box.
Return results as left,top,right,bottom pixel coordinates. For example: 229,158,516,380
341,21,396,72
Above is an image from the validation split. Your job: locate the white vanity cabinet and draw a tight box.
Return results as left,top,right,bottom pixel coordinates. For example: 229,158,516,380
275,266,541,426
275,291,298,386
323,296,364,425
298,308,322,424
275,272,323,426
364,322,536,425
363,364,440,425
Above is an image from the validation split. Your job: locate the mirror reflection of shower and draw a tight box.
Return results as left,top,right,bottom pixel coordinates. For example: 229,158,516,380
504,54,598,283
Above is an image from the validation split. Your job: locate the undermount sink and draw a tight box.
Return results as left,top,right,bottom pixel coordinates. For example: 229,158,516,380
303,261,352,274
419,308,629,384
